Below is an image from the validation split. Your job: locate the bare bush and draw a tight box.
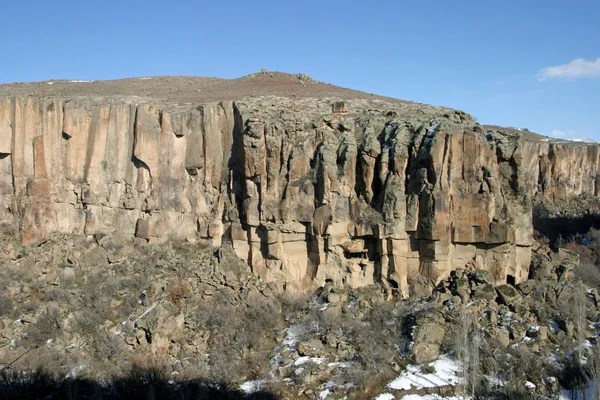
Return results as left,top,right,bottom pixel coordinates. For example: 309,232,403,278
290,294,411,390
166,279,191,308
476,345,552,399
92,332,125,361
446,308,483,398
0,295,13,317
24,309,62,346
575,263,600,290
0,354,275,400
126,355,170,385
192,295,284,382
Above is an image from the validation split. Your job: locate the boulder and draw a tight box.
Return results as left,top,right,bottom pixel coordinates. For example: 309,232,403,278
297,339,325,357
411,308,446,363
471,283,497,301
469,269,494,286
517,280,538,296
508,322,527,341
410,275,434,298
484,326,510,348
496,284,522,307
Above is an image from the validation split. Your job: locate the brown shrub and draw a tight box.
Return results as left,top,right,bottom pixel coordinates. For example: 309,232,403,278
191,295,284,382
166,279,191,308
575,263,600,290
92,332,125,361
0,295,13,318
126,355,170,385
25,309,62,346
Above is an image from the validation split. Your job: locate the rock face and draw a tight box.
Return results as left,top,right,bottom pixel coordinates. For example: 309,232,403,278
0,91,598,293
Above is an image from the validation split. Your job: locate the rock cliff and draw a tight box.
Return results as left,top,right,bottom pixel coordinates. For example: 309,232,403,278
0,74,598,294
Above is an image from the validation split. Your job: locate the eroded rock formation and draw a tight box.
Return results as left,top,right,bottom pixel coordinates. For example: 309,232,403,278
0,92,598,294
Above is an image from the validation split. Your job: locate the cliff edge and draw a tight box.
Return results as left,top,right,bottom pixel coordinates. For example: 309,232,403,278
1,72,598,294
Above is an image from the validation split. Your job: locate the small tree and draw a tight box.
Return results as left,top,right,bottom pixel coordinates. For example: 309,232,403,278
572,286,588,364
450,307,481,398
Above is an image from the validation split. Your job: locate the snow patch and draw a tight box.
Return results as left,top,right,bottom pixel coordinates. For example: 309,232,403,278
283,324,304,350
328,361,352,368
239,379,266,394
426,123,440,137
528,325,540,333
570,138,597,143
294,356,326,366
387,354,462,390
68,80,91,83
375,393,395,400
398,395,467,400
66,364,86,379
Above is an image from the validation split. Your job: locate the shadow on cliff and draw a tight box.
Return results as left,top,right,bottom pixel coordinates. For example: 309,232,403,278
228,104,246,223
533,206,600,246
0,366,279,400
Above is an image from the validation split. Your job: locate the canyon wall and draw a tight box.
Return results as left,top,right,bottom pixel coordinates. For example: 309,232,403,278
0,95,598,294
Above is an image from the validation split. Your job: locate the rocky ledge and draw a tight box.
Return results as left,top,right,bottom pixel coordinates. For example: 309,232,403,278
0,74,599,294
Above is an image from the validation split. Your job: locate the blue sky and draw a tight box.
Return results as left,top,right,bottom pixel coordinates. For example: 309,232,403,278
1,0,599,140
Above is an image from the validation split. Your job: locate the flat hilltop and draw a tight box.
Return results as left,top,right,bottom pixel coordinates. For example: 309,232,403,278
0,71,411,105
1,71,589,144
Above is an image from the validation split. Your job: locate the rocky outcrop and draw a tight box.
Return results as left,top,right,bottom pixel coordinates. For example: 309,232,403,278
0,94,598,293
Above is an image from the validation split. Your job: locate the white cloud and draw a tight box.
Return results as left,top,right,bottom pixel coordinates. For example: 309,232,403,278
550,129,575,138
550,129,596,143
537,57,600,81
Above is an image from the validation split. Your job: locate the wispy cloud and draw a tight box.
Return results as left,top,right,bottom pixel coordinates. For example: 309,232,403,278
537,57,600,81
550,129,596,143
550,129,576,138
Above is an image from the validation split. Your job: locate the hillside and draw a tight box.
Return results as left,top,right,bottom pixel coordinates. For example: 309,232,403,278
0,72,599,399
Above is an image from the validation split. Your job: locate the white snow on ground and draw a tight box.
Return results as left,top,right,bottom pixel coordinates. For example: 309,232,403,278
239,379,266,394
528,325,540,333
327,361,352,368
387,355,462,390
294,356,326,366
398,395,467,400
375,393,395,400
138,77,152,80
571,138,597,143
282,324,305,350
66,364,86,379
